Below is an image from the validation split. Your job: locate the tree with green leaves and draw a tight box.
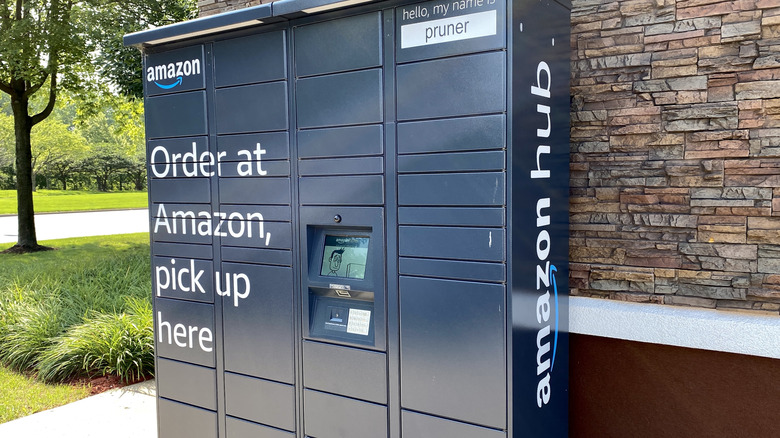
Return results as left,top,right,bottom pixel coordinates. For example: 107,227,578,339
0,0,195,253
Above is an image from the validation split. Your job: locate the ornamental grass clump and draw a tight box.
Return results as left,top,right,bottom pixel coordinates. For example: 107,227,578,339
0,234,154,383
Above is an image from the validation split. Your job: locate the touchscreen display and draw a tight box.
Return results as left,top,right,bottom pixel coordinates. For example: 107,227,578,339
320,235,369,279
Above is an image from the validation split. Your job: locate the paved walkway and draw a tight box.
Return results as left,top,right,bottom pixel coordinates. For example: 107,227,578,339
0,380,157,437
0,209,149,244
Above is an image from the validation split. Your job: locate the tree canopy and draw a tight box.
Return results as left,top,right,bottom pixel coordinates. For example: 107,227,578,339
0,0,195,252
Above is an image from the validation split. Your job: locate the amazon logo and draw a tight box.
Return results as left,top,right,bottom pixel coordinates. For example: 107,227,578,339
146,58,201,90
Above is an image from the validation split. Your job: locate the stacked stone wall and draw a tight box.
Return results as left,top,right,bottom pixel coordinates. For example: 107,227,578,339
570,0,780,313
198,0,270,17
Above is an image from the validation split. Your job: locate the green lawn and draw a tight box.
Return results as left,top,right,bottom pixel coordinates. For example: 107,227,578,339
0,190,147,215
0,364,90,424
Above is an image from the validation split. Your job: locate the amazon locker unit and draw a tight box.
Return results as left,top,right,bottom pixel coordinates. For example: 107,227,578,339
125,0,570,437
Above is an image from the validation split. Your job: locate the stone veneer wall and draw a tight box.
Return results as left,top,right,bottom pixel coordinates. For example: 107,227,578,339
570,0,780,314
197,0,780,314
199,0,270,17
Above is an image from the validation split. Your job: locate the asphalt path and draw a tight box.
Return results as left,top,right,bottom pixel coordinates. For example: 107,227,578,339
0,209,149,244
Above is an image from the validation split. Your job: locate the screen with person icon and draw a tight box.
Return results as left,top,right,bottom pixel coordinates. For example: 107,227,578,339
320,235,369,279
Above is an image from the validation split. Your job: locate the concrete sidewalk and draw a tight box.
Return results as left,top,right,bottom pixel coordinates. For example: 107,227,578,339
0,380,157,438
0,209,149,244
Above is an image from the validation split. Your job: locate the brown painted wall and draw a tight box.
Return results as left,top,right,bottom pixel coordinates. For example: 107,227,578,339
570,334,780,437
570,0,780,313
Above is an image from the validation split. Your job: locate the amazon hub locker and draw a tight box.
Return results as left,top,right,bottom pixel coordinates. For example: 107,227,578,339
125,0,570,436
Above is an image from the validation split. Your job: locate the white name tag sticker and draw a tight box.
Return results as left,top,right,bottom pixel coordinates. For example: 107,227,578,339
346,309,371,336
401,10,497,49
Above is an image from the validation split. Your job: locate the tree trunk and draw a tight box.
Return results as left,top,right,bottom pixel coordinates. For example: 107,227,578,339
6,92,48,252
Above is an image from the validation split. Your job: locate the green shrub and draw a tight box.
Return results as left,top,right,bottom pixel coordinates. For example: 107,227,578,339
0,234,153,382
36,298,153,383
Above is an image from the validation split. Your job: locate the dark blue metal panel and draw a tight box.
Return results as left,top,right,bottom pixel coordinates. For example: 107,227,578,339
222,264,294,383
219,221,292,250
152,242,213,260
219,177,291,204
298,125,383,159
296,69,383,128
220,247,293,266
149,178,211,204
151,218,213,245
398,151,504,173
399,226,504,262
216,205,291,222
147,137,210,167
155,298,216,367
294,12,382,77
157,358,217,410
145,91,208,139
299,175,384,205
510,0,571,436
398,206,504,227
398,172,504,206
144,46,206,96
214,30,286,87
395,0,506,63
303,390,388,438
402,410,506,438
302,340,387,404
224,373,296,431
397,115,505,155
215,82,288,134
398,257,505,283
299,156,383,176
217,161,290,178
152,256,214,303
226,417,295,438
158,399,218,438
397,51,506,121
217,132,290,161
399,276,506,429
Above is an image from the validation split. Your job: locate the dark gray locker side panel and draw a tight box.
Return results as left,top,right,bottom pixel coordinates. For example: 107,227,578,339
304,390,388,438
157,358,217,410
219,177,292,205
298,125,383,159
145,91,208,139
398,258,505,283
155,298,216,367
222,264,294,383
400,276,506,429
224,373,296,432
302,341,387,404
294,12,382,77
215,82,288,134
399,226,504,262
226,417,295,438
150,178,211,204
158,398,217,438
398,172,504,206
402,410,506,438
299,175,384,205
397,115,505,155
214,31,287,87
396,52,506,121
296,70,382,129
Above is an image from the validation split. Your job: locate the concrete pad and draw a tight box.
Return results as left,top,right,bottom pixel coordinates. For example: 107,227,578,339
0,380,157,438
